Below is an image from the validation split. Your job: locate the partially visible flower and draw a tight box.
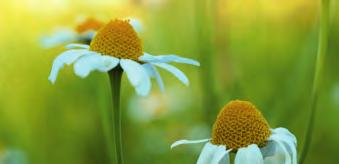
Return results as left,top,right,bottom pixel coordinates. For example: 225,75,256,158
171,100,297,164
48,19,199,96
41,17,104,48
0,146,27,164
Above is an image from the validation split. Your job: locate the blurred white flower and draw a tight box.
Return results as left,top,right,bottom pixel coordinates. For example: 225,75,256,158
48,19,199,96
171,100,297,164
0,147,27,164
41,17,103,48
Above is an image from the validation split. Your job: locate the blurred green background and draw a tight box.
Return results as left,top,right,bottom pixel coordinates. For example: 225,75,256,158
0,0,338,163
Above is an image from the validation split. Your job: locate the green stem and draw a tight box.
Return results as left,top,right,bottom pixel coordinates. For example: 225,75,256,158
109,66,124,164
194,0,219,126
299,0,329,163
98,85,115,163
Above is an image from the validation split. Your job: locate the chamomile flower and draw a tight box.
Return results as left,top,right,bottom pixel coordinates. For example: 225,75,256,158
48,19,200,96
41,17,103,48
171,100,297,164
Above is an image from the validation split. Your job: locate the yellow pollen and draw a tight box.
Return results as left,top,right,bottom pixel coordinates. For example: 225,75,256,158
89,19,143,61
211,100,271,150
75,18,103,34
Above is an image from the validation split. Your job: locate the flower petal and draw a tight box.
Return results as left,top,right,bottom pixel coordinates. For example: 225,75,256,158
235,144,264,164
65,43,90,49
211,146,231,164
153,63,189,85
269,131,297,164
73,53,119,78
260,140,277,158
48,49,91,83
170,139,210,149
129,18,142,33
143,63,165,92
271,128,297,145
268,135,292,164
120,59,151,96
139,53,200,66
41,29,77,48
197,142,230,164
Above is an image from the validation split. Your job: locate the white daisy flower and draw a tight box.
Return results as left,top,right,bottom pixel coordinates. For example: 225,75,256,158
48,19,200,96
41,17,103,48
171,100,297,164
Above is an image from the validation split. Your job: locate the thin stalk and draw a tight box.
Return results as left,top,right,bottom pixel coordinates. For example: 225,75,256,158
194,0,219,126
98,85,115,164
299,0,329,163
108,66,124,164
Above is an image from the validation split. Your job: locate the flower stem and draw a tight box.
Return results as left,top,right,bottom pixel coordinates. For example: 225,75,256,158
108,66,124,164
299,0,329,163
98,85,115,164
194,0,219,126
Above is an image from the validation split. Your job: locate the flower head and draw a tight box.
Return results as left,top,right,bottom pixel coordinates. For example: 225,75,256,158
171,100,297,164
48,18,199,96
89,19,143,60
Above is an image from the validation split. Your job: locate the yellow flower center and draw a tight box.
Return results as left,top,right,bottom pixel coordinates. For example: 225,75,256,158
75,18,103,34
211,100,271,150
89,19,143,61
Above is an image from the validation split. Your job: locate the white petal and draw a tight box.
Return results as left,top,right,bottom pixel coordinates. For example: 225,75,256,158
197,142,230,164
73,53,119,78
235,144,264,164
269,132,297,164
262,141,287,164
139,53,200,66
143,63,165,92
211,147,231,164
41,29,77,48
120,59,151,96
129,18,142,33
268,136,292,164
48,49,91,83
65,43,90,49
153,63,189,85
170,139,210,149
271,128,297,145
260,141,277,158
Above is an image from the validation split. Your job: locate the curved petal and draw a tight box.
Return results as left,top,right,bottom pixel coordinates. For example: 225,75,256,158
197,142,230,164
129,18,142,33
73,54,119,78
139,53,200,66
48,49,91,83
269,132,297,164
170,139,210,149
262,141,287,164
65,43,90,49
268,136,292,164
153,63,189,86
143,63,165,92
260,141,277,158
120,59,151,96
211,147,231,164
41,29,77,48
271,128,297,145
235,144,264,164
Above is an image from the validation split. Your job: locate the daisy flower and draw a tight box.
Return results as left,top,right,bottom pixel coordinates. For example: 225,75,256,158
48,19,200,96
171,100,297,164
41,17,103,48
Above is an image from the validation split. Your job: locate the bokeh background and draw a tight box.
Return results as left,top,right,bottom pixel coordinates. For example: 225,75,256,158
0,0,338,163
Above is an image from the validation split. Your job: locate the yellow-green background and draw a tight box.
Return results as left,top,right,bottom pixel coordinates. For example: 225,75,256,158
0,0,338,163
